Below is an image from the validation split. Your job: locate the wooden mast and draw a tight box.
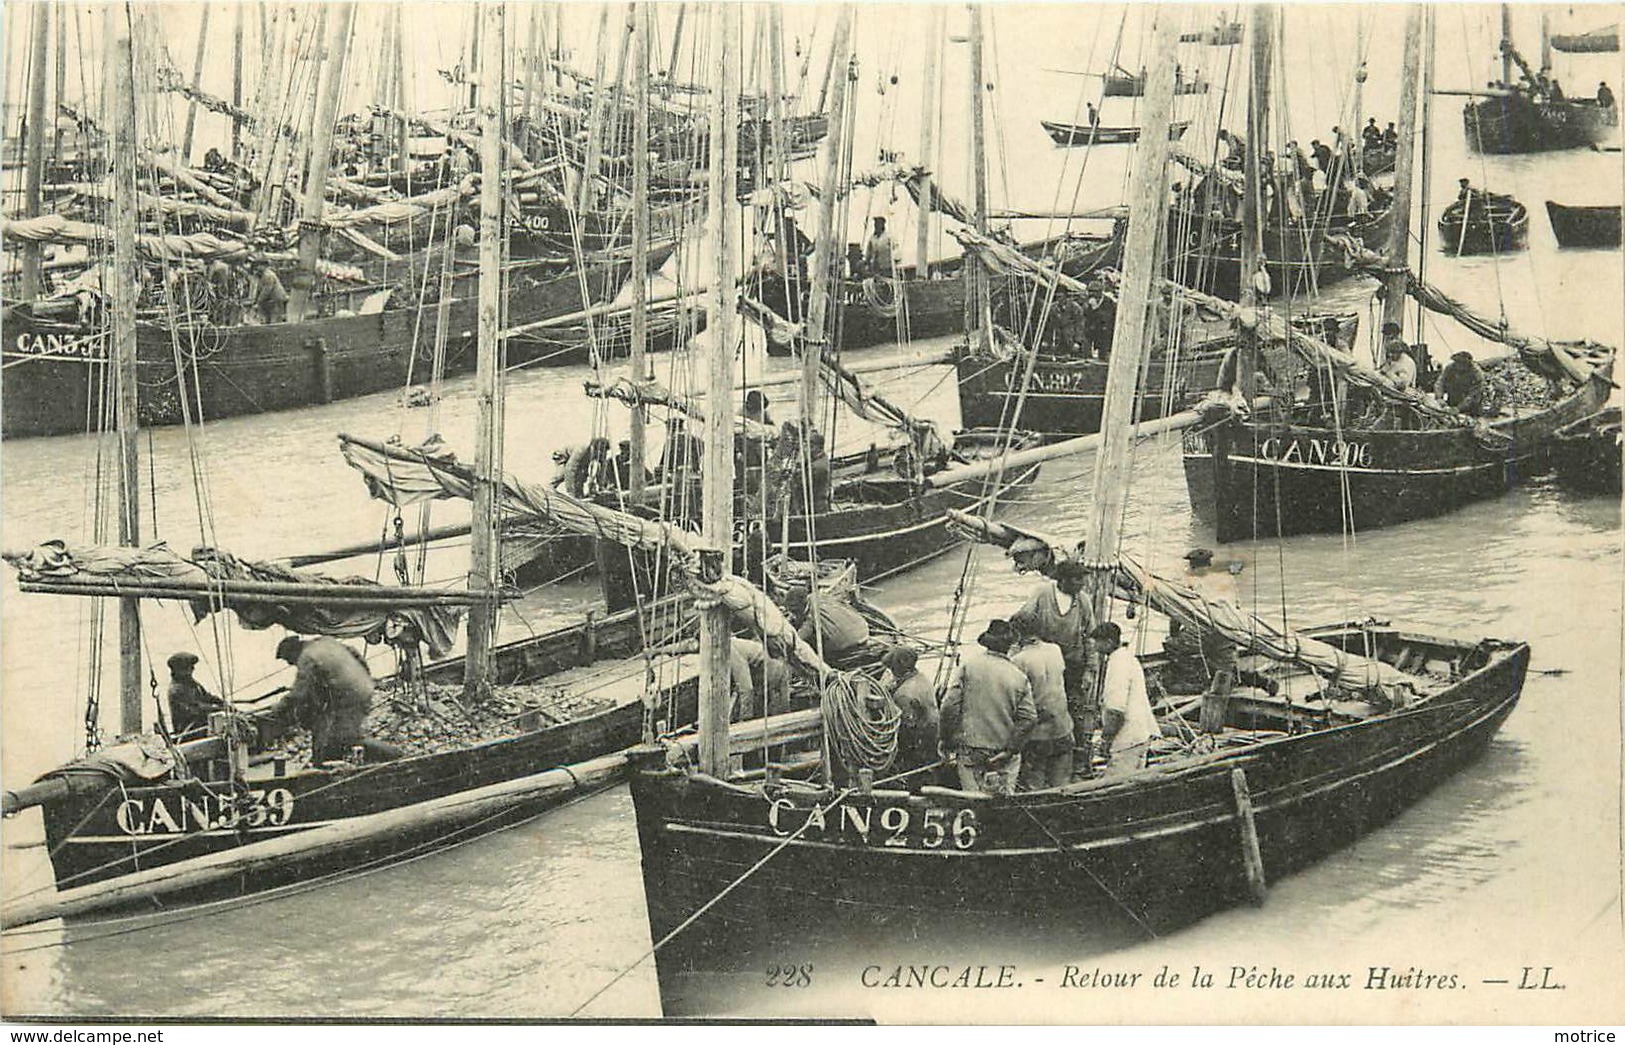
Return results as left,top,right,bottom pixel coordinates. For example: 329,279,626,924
699,1,740,779
801,8,854,427
1381,6,1426,338
108,4,144,735
393,8,409,177
523,5,542,153
1239,3,1272,313
1540,9,1553,73
21,2,49,301
968,3,990,353
1501,4,1513,88
1084,11,1180,619
231,5,245,160
1351,17,1366,172
629,2,650,496
666,5,688,85
180,6,213,164
577,5,613,215
464,0,506,701
915,7,943,278
53,4,65,164
288,4,355,323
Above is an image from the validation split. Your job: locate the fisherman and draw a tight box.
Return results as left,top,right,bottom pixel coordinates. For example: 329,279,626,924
863,216,896,278
1081,279,1116,361
205,258,243,325
1378,323,1417,391
203,147,229,173
165,652,229,738
1361,117,1383,150
1008,559,1096,771
1456,177,1483,208
1437,350,1488,416
1382,122,1399,148
1092,621,1159,774
253,262,288,324
1010,620,1073,790
729,637,791,721
880,645,940,773
1598,82,1616,110
1345,176,1372,217
784,586,871,664
940,619,1037,794
744,388,775,427
804,430,833,513
1086,102,1100,128
1312,138,1333,175
269,635,403,764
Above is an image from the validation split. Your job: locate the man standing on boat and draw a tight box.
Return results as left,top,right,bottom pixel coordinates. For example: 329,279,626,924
1010,622,1073,790
1378,324,1417,392
1008,559,1097,774
880,646,940,773
268,636,403,764
1081,279,1116,361
165,652,229,739
940,619,1036,794
863,216,896,279
1092,622,1159,774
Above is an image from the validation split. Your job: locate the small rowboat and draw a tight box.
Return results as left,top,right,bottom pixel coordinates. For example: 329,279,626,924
1042,119,1192,147
1438,192,1529,254
1551,26,1618,53
1180,21,1243,45
1103,67,1209,97
1544,200,1623,248
1551,406,1622,494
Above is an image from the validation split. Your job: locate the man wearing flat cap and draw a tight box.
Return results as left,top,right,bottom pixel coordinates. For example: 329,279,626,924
1081,279,1117,361
1436,350,1487,416
880,646,940,773
1009,558,1098,772
166,651,228,738
940,620,1037,794
265,635,402,764
1092,621,1159,774
1378,321,1416,391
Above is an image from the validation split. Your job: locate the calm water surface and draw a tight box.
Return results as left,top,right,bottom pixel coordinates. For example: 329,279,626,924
3,2,1622,1023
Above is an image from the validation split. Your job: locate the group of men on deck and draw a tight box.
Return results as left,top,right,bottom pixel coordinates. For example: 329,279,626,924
1045,279,1117,360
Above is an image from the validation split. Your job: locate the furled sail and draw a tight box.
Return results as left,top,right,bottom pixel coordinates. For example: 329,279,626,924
583,376,777,441
338,434,832,676
4,540,465,655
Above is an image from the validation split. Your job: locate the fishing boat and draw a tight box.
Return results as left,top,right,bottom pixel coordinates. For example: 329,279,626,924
1551,407,1622,494
1181,20,1243,46
1551,26,1619,53
1462,8,1619,153
1438,191,1529,254
624,16,1533,1011
1041,118,1192,147
1544,200,1623,248
1183,8,1619,541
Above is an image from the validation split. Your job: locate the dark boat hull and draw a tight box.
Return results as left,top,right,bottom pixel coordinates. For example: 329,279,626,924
1545,201,1623,248
1551,30,1619,53
955,349,1226,433
1551,407,1622,494
2,249,666,440
1167,204,1393,299
1463,95,1618,154
1181,368,1614,542
1102,76,1208,98
1438,200,1529,255
630,630,1529,1007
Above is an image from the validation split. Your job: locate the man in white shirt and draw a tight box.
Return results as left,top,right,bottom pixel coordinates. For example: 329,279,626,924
1378,322,1418,391
1091,621,1160,774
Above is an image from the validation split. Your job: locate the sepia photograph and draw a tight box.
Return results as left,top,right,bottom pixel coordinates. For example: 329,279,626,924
1,0,1621,1025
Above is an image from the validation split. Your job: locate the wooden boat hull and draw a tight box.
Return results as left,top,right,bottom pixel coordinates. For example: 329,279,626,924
1551,407,1622,494
1463,95,1618,154
1545,200,1623,248
1,247,671,440
1438,200,1529,255
1181,366,1614,542
629,628,1529,1003
1103,76,1208,98
1167,204,1393,298
758,234,1120,357
955,348,1227,434
1042,120,1192,147
28,595,698,901
1551,30,1619,53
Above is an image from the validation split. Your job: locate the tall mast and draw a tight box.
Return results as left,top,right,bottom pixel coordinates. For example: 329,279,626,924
21,3,49,301
524,5,542,147
628,2,650,496
915,7,943,277
577,5,613,215
767,4,788,187
180,6,213,164
1239,4,1273,314
967,4,991,353
698,1,740,778
1501,4,1513,87
666,5,688,84
53,5,66,164
1084,12,1180,619
1351,16,1366,172
393,8,409,176
108,4,144,735
464,0,506,701
231,5,245,160
288,4,355,323
801,7,855,423
1539,9,1552,72
1381,6,1426,337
